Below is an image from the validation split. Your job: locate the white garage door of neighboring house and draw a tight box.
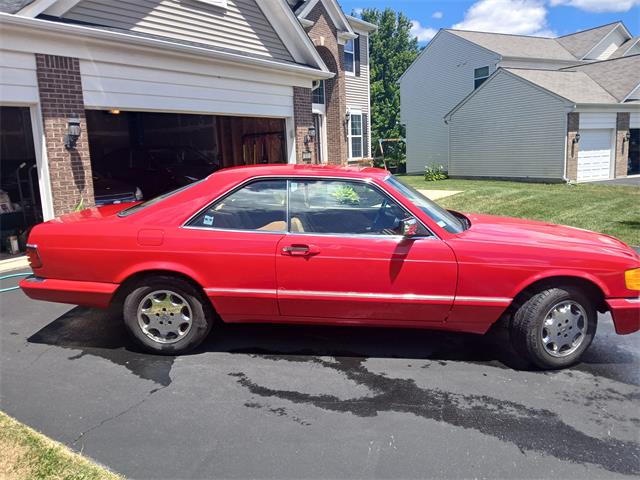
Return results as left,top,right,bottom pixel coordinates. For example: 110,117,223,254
577,129,613,182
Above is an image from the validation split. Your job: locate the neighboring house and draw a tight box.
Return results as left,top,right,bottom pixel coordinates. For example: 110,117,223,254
400,22,640,182
0,0,376,225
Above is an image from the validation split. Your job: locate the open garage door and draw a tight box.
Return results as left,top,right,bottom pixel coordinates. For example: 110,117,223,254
577,129,613,182
86,111,286,202
0,106,43,258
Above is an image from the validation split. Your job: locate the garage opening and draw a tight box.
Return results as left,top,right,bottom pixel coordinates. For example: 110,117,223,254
86,111,287,202
0,106,43,259
629,129,639,176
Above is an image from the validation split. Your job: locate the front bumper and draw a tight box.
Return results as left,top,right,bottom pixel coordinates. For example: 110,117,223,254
19,276,118,308
606,298,640,335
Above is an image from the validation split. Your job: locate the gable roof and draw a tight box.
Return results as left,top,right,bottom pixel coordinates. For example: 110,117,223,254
561,54,640,101
0,0,33,13
506,68,618,104
609,36,640,59
446,29,576,61
295,0,355,36
556,22,625,59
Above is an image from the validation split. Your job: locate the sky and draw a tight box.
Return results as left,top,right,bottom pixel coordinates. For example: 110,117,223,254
339,0,640,43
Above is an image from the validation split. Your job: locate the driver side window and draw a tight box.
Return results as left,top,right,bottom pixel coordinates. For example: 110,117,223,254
288,180,410,235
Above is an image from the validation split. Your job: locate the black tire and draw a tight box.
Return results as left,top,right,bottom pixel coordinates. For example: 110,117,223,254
123,275,214,355
510,286,597,369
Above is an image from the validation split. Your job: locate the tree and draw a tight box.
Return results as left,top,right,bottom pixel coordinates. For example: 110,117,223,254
358,8,420,166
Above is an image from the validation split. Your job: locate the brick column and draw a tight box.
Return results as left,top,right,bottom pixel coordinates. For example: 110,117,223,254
36,54,94,216
565,112,579,182
306,2,348,165
614,112,630,178
293,87,316,164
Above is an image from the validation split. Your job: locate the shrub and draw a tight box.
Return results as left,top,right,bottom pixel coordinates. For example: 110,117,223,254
424,164,448,181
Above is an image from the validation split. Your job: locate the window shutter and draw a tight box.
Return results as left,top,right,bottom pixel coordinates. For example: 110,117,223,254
355,35,361,76
362,112,369,157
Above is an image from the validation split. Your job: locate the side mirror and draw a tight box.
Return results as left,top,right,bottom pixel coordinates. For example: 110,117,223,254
400,217,420,237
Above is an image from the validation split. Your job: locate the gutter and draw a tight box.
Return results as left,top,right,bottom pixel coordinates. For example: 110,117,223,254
0,13,335,81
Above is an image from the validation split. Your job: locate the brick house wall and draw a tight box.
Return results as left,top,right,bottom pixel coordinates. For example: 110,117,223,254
614,112,630,178
293,87,316,164
36,54,94,216
565,112,580,181
305,1,348,165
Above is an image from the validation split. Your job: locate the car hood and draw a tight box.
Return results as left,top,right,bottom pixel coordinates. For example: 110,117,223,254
457,213,638,257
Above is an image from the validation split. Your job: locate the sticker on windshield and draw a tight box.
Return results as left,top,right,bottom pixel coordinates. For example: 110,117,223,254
437,220,447,228
203,215,214,226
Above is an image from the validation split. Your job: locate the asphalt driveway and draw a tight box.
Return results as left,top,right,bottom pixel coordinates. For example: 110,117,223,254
1,276,639,479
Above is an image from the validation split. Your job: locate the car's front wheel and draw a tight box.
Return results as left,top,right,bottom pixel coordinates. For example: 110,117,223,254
123,275,213,354
510,286,597,369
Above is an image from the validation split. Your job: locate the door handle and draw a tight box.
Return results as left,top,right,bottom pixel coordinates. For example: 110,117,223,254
281,244,320,256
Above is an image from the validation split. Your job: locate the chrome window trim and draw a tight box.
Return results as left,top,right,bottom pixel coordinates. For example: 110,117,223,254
181,175,438,239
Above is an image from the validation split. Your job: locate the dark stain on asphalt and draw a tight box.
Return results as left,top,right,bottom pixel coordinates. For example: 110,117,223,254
230,356,640,476
28,306,174,386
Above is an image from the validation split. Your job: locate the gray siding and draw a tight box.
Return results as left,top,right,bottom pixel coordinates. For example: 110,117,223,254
345,34,371,156
448,71,567,180
63,0,293,62
400,31,500,174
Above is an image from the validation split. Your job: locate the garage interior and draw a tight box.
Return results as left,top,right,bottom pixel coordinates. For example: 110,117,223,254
86,110,287,200
0,106,42,258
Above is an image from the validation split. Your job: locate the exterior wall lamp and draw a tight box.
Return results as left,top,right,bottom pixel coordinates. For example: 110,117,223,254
573,132,580,144
304,125,316,146
64,115,81,150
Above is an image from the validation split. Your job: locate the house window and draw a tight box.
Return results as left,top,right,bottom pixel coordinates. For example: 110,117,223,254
348,112,363,159
474,66,490,89
344,39,355,74
312,80,325,105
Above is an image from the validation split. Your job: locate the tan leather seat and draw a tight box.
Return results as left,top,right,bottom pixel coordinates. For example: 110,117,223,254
257,218,305,232
291,217,305,232
257,221,286,231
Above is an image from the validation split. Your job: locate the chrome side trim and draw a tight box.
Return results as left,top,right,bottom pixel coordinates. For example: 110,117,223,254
205,288,277,295
625,298,640,304
203,287,512,305
455,296,512,304
278,289,453,301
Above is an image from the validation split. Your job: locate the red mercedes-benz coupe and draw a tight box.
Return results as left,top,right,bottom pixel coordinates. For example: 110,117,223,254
20,165,639,369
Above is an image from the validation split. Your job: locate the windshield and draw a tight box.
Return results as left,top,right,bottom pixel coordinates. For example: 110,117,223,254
117,179,204,217
385,176,465,234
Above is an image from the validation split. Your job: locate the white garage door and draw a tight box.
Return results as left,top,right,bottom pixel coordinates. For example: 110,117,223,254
577,129,612,182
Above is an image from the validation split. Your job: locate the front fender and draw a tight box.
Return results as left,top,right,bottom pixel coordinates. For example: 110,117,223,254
509,269,611,299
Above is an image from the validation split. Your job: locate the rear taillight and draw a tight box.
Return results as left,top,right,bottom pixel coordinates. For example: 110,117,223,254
25,244,42,268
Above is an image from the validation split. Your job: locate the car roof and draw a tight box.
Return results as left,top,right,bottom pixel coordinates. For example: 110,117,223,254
210,164,390,182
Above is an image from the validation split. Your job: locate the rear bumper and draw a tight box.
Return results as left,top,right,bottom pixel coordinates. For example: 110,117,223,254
19,276,118,308
606,298,640,335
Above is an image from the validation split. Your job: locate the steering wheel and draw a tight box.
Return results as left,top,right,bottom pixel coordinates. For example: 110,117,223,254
371,198,389,232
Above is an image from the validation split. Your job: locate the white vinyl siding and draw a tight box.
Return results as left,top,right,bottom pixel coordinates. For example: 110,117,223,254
400,31,500,173
345,34,370,157
578,113,617,129
63,0,293,62
448,71,567,180
0,50,38,104
80,60,293,117
630,112,640,129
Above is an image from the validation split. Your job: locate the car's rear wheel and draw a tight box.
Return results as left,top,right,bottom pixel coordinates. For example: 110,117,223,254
510,286,597,369
123,275,213,354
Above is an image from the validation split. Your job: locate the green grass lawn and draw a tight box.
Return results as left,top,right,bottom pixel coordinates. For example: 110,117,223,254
399,177,640,246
